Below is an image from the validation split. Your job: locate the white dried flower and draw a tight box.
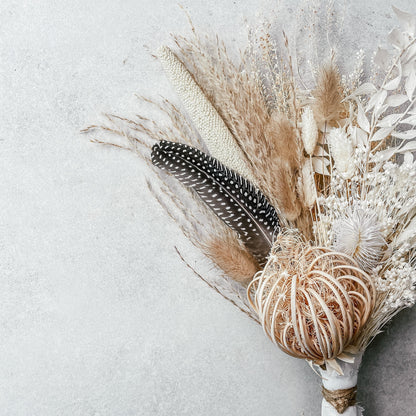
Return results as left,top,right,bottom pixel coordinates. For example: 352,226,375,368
157,46,256,184
299,159,316,208
332,207,386,271
327,128,356,179
301,106,318,155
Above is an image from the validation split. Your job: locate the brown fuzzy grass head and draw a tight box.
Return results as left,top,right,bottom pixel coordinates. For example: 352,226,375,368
205,231,260,285
312,64,344,126
248,232,375,364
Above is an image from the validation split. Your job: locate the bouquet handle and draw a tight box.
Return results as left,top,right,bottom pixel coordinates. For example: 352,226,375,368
319,353,363,415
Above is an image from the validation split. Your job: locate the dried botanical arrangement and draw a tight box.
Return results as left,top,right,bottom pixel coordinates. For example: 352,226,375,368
84,4,416,415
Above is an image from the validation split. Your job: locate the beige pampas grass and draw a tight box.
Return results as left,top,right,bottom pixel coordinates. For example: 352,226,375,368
312,64,344,126
252,112,302,222
156,46,256,184
301,106,319,155
205,231,260,285
248,232,376,364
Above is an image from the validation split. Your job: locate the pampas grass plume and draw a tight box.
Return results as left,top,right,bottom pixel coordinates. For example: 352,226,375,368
206,233,260,284
312,64,344,125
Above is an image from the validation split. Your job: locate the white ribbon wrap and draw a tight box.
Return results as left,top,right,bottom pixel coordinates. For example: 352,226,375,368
319,353,363,416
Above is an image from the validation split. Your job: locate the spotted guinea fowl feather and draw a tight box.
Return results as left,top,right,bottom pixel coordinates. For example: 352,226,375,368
151,140,280,265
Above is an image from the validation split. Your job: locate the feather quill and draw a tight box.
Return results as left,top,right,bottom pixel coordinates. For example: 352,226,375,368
151,140,280,264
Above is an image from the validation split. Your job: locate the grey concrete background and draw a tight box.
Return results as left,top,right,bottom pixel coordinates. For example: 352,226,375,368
1,0,415,415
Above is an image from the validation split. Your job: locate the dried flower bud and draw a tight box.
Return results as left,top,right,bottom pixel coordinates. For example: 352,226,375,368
301,106,318,155
327,128,356,179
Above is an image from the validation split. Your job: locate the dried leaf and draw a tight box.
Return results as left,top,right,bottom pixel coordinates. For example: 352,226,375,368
397,140,416,152
388,28,408,50
372,147,397,162
401,114,416,124
366,89,387,112
404,152,414,163
392,130,416,140
312,157,330,175
313,145,329,157
350,82,377,97
393,6,416,36
355,127,368,146
385,94,408,107
370,127,393,142
405,70,416,100
383,62,402,90
357,102,370,132
377,113,402,128
374,47,391,69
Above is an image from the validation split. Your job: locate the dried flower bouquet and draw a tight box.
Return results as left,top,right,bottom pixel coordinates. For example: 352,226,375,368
85,4,416,415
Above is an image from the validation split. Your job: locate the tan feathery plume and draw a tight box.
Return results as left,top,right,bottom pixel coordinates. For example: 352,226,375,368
312,64,344,126
257,112,302,221
156,46,257,184
205,231,260,285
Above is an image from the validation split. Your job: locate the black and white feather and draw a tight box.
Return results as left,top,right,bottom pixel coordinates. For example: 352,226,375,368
151,140,280,265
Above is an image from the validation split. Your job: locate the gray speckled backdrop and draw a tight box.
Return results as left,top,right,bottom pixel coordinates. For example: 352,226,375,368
1,0,415,415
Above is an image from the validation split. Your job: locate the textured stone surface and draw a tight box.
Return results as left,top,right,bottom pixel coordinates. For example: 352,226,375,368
1,0,415,415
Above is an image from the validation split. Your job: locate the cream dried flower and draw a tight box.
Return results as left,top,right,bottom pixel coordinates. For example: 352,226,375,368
299,159,316,208
332,207,386,271
327,128,356,179
301,106,318,155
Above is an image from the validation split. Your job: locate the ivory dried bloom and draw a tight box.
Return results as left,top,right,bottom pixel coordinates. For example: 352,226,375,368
301,106,319,155
333,207,386,271
327,128,356,179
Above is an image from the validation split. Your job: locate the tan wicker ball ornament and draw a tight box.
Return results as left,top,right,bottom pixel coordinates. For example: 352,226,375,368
248,232,376,365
